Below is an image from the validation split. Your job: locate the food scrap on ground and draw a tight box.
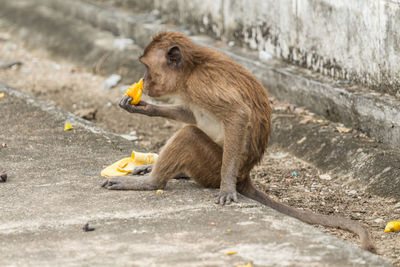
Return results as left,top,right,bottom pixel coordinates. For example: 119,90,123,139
101,151,158,177
224,251,238,255
384,220,400,232
156,189,164,195
64,122,74,131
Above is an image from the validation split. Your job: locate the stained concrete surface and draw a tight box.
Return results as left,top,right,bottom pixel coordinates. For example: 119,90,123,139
0,85,390,266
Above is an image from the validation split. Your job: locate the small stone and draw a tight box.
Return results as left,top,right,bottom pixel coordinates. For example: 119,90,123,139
120,134,138,141
83,223,95,232
0,172,7,182
150,9,160,16
113,38,134,51
259,51,273,62
336,80,350,85
348,190,357,195
0,60,22,69
374,218,384,224
75,108,97,121
268,152,288,159
210,222,216,226
104,74,121,89
394,202,400,209
319,174,332,180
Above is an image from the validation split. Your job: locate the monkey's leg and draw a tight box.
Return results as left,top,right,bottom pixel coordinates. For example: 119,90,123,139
151,125,223,189
101,174,160,190
103,125,222,190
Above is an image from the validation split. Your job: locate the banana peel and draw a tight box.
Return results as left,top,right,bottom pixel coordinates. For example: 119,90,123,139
384,220,400,232
101,151,158,177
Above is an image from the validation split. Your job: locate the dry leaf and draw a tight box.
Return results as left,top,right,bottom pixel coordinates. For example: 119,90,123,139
361,138,375,143
297,137,307,144
0,93,4,98
299,116,314,125
336,126,352,133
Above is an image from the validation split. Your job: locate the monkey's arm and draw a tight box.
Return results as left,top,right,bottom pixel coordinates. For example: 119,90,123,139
119,95,196,124
216,109,250,205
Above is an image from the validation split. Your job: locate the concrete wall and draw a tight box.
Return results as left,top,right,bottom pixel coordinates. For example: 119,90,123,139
150,0,400,98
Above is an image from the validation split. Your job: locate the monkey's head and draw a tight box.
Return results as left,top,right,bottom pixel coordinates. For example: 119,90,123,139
139,32,195,98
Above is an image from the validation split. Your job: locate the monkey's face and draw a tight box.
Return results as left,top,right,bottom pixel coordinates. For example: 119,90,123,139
139,47,183,99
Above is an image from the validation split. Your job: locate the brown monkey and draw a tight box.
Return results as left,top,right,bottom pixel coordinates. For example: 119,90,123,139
102,31,376,253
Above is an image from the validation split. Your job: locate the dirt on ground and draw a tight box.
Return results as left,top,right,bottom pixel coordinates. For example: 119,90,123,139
0,27,399,265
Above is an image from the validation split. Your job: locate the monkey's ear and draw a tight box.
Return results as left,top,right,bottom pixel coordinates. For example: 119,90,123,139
166,46,183,69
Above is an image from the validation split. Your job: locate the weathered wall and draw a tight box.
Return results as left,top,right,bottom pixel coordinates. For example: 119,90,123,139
150,0,400,97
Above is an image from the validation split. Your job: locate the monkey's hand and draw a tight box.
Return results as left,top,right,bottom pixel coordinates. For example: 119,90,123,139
119,95,155,116
130,164,153,175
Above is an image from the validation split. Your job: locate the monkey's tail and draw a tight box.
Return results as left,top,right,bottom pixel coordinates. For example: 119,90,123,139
238,180,376,253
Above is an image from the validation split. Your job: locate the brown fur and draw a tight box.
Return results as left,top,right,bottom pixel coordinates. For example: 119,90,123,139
105,31,375,253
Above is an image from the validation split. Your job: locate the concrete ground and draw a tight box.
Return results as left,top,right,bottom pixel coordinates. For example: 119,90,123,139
0,85,390,266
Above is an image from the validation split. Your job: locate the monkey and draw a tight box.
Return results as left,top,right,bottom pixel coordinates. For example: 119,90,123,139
102,31,376,253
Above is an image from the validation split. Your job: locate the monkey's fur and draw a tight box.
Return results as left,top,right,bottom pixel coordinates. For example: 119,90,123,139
102,32,376,253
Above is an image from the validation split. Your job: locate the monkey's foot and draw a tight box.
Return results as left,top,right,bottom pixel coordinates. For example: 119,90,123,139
130,164,153,175
101,175,160,190
215,191,238,205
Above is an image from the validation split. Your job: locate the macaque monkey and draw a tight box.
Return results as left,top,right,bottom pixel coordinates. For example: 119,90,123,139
102,32,375,252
